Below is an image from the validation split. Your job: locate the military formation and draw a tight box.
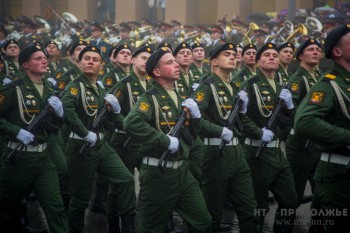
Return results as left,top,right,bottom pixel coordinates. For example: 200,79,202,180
0,12,350,233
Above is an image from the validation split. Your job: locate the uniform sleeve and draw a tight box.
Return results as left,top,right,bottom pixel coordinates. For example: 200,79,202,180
62,82,89,138
0,88,22,138
295,82,350,145
123,94,170,151
194,84,224,137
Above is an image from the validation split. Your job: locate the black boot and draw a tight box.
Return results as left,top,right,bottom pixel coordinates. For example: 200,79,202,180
107,217,120,233
90,184,109,214
121,213,135,233
17,207,46,233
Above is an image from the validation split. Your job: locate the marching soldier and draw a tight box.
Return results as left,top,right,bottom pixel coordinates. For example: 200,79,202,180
195,43,259,232
275,42,295,86
232,43,243,73
285,38,322,204
124,47,212,233
54,40,88,92
0,43,68,233
44,41,61,81
189,42,209,79
101,43,132,91
294,24,350,232
1,39,22,78
61,45,136,233
240,43,298,233
231,44,257,91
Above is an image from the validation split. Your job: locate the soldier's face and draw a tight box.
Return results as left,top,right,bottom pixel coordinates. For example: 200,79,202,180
257,49,279,72
91,29,102,39
46,44,60,57
5,43,20,58
192,47,205,61
154,53,180,80
298,45,321,66
79,51,102,76
278,47,293,66
133,52,151,75
236,47,242,62
22,51,48,75
116,49,132,66
73,45,86,62
175,49,192,67
214,50,236,70
242,49,256,66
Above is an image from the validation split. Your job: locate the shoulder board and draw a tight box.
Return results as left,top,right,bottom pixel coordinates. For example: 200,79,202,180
121,75,133,83
203,77,215,85
322,70,339,82
0,79,24,91
248,76,259,85
145,87,159,96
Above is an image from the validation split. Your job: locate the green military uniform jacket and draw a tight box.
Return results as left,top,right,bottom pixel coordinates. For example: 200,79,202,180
231,64,255,91
117,38,135,50
275,65,292,86
90,39,112,62
195,73,244,137
18,34,38,48
175,71,196,99
62,74,121,138
55,64,81,92
240,69,293,139
2,56,22,77
295,63,350,152
189,63,208,81
101,65,129,92
123,82,200,161
0,74,63,143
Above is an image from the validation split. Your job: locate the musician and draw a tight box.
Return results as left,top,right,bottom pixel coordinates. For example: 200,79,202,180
89,21,112,63
118,22,135,49
205,25,224,57
253,29,268,50
240,43,298,233
17,17,38,48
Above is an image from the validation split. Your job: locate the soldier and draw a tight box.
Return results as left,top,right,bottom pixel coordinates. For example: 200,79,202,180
101,43,132,91
158,22,177,48
61,45,136,233
124,47,212,233
233,43,243,72
294,24,350,233
54,40,88,92
205,25,224,57
253,29,268,50
17,18,38,48
231,44,257,91
285,38,323,230
189,42,209,79
118,22,135,49
44,41,61,81
0,43,68,233
275,42,295,86
240,43,298,233
2,39,21,78
195,43,259,232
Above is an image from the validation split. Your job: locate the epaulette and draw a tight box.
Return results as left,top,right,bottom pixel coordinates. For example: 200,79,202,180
203,77,215,85
248,76,259,85
145,87,159,96
121,75,133,83
0,79,24,92
322,70,338,82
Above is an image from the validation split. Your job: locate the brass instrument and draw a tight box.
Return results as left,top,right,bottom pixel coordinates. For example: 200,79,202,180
226,23,247,33
34,15,51,33
40,0,76,30
274,20,294,44
243,22,259,46
286,23,308,44
305,17,322,36
179,31,199,42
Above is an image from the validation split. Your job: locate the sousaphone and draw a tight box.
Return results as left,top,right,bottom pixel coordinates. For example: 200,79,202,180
306,17,322,34
63,12,78,24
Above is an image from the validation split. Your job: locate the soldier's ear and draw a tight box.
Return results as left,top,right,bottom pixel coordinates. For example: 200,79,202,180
153,67,161,77
21,62,29,69
332,47,342,57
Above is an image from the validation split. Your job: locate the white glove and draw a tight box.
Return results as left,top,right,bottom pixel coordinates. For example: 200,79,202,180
192,83,200,91
16,129,34,145
220,127,233,143
47,77,57,86
83,131,98,147
70,27,76,35
104,94,121,114
167,135,179,153
48,96,64,118
3,77,12,85
261,127,274,143
237,90,248,114
181,98,201,118
279,89,294,109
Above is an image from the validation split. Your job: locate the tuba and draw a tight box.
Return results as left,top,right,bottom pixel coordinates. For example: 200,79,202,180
243,22,259,46
62,12,78,24
34,15,51,33
274,20,294,45
305,17,323,37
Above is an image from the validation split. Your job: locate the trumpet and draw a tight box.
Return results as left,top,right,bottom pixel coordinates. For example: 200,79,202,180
226,23,247,33
179,31,199,42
